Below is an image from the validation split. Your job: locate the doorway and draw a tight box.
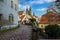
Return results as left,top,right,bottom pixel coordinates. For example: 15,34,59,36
9,14,14,23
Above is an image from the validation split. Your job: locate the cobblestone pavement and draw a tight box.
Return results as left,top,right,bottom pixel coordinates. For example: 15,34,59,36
38,36,46,40
38,34,48,40
0,24,32,40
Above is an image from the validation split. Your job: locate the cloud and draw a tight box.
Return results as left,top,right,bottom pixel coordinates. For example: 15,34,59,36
19,0,56,10
36,8,47,11
44,0,56,2
24,0,56,5
19,4,22,8
19,4,30,10
30,0,44,4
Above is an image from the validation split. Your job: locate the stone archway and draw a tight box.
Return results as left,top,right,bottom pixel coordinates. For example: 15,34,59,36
9,14,14,23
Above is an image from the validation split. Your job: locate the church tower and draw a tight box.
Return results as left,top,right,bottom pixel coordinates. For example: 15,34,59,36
26,7,32,15
29,7,31,14
28,7,31,15
26,7,28,14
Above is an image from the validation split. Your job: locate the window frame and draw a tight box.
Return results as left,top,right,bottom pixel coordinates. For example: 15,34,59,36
15,4,17,10
11,1,13,8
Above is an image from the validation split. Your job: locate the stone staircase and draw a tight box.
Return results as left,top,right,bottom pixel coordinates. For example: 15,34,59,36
0,20,13,26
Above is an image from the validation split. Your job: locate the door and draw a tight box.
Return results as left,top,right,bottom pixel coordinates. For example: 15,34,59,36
9,14,14,23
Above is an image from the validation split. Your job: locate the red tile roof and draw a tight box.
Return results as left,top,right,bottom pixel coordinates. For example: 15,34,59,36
18,11,23,15
20,15,25,19
34,16,38,18
39,11,60,24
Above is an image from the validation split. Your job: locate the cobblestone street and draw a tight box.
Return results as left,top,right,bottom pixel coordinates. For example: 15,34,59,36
0,24,32,40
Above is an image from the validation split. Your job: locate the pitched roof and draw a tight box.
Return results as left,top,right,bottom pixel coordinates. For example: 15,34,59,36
45,11,56,15
20,15,25,19
34,16,38,18
18,11,23,15
39,11,60,24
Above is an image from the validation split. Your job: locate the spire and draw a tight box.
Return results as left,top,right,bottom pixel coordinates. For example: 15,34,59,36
26,7,28,14
29,7,31,11
28,7,31,15
26,6,32,15
26,7,28,11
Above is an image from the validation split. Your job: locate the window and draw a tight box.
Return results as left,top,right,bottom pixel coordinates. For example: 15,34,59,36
56,2,60,6
56,2,60,9
11,1,13,8
41,25,43,27
15,4,17,10
9,14,14,23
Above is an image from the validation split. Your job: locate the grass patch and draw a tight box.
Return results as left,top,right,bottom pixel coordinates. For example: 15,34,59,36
0,26,19,33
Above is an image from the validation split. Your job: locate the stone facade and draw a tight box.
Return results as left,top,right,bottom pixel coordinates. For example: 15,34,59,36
0,0,18,28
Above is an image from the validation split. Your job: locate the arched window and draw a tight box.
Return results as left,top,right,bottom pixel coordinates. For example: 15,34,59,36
41,25,43,27
9,14,14,23
11,1,13,8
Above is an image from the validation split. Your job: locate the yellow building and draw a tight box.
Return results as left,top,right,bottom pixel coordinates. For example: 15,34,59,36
39,0,60,30
39,11,60,32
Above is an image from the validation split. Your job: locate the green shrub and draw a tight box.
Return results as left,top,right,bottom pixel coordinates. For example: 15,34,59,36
0,26,19,33
45,24,60,38
29,18,36,26
37,28,43,32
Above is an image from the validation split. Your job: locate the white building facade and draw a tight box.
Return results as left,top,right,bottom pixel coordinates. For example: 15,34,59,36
0,0,18,29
